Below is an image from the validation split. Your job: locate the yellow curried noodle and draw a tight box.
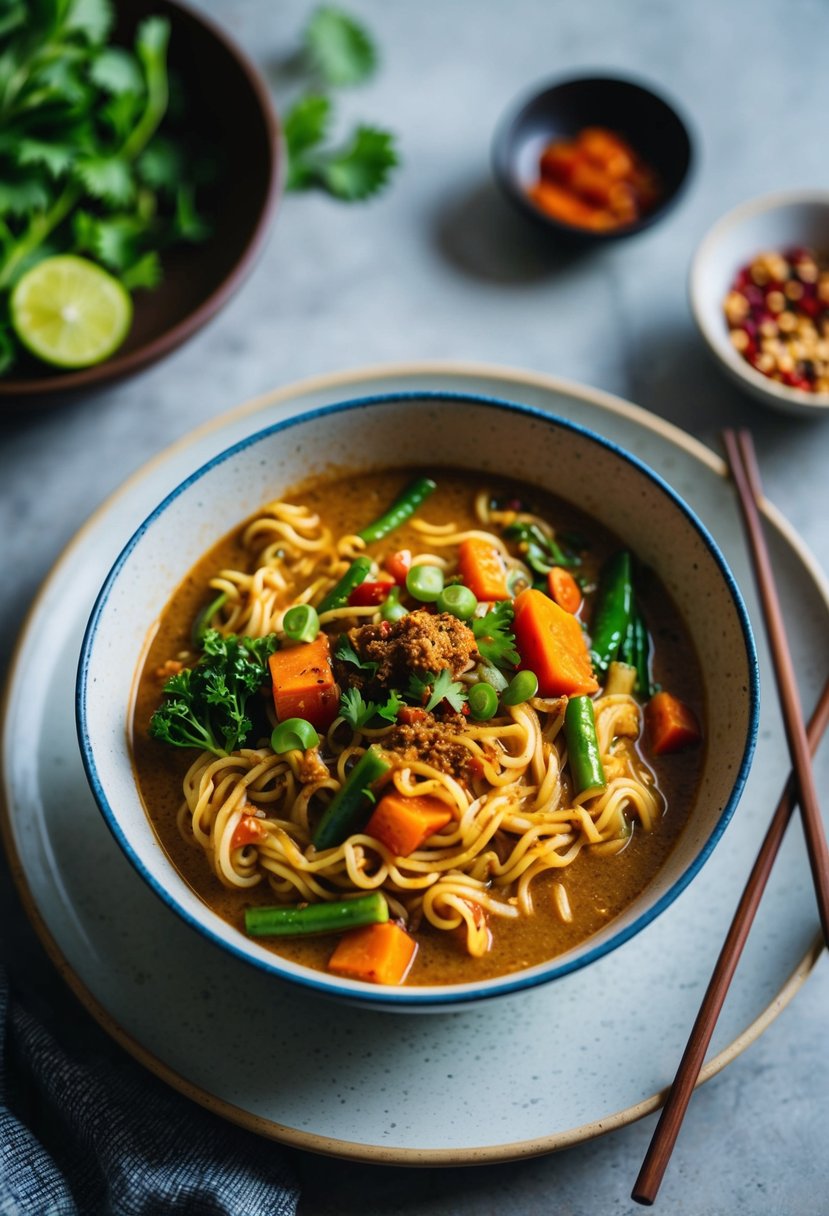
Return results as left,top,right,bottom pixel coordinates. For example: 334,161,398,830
170,494,663,959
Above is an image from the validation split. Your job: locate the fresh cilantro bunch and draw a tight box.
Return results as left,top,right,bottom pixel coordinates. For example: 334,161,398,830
283,7,398,201
149,630,278,757
0,0,213,373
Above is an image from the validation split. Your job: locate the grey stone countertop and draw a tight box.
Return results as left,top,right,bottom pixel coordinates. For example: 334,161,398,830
2,1,828,1212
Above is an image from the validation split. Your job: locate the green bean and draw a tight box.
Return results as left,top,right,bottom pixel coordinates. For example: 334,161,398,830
437,583,477,620
190,591,227,648
312,745,391,850
283,603,319,644
622,600,653,697
245,891,389,938
358,476,437,543
589,551,633,674
406,564,444,603
271,717,320,754
501,669,538,706
564,695,606,796
468,682,498,720
317,557,373,615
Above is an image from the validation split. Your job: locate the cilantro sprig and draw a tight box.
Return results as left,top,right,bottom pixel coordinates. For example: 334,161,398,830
472,602,520,669
406,670,468,715
282,7,398,201
149,630,278,758
0,0,213,374
339,686,403,730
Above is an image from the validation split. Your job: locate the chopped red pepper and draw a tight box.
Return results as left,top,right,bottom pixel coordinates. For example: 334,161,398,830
348,580,394,607
384,550,412,585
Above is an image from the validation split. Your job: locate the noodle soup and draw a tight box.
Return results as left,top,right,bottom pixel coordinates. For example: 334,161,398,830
132,468,705,987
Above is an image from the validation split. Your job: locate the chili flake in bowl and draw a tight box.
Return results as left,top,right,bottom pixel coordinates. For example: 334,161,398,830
724,249,829,393
690,191,829,418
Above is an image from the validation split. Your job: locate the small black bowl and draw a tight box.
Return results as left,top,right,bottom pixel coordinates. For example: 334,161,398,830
492,74,693,242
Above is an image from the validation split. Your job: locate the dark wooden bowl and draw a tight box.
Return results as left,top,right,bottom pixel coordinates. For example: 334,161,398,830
0,0,281,403
492,74,693,243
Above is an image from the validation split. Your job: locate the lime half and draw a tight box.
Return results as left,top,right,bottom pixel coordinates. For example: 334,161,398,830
11,255,132,369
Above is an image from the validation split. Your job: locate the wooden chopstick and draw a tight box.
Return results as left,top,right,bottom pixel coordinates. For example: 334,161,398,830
723,428,829,943
632,427,829,1204
632,674,829,1205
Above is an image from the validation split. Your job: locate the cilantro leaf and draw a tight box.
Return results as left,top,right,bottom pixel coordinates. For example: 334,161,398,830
65,0,114,44
406,670,467,714
150,630,278,757
320,125,398,202
473,602,520,669
376,688,403,723
305,7,377,87
75,156,135,207
339,687,378,730
121,250,161,291
137,136,183,195
89,47,144,96
0,173,51,217
283,93,330,190
14,138,77,178
334,633,379,676
174,184,211,243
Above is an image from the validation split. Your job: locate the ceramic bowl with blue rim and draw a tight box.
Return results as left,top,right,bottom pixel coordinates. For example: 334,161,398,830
76,392,758,1011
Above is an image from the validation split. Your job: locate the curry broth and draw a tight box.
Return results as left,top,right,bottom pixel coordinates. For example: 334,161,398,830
132,468,705,985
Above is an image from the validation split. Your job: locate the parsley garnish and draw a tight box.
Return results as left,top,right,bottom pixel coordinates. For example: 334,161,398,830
406,670,468,714
0,0,213,373
473,602,520,669
339,686,403,730
282,7,399,202
149,630,278,757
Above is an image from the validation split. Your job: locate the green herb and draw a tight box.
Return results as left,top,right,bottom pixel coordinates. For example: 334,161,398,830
340,686,403,730
282,6,398,202
149,630,278,757
0,0,213,373
406,669,467,715
333,633,378,676
503,522,581,575
472,601,520,668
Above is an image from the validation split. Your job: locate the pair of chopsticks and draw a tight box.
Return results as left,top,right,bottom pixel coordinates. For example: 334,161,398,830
632,428,829,1205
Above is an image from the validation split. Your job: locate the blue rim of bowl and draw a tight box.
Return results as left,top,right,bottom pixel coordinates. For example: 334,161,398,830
76,390,759,1008
491,71,695,240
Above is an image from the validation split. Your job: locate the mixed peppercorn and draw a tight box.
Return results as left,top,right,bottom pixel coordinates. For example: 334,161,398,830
724,248,829,393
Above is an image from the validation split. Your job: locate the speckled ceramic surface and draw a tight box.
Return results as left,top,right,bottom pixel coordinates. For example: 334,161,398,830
76,391,757,1011
3,363,828,1161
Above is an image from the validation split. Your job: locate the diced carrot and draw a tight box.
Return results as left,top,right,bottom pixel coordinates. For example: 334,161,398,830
547,566,582,615
384,549,412,585
645,692,702,755
327,921,418,985
457,537,509,602
231,814,269,849
268,634,340,731
365,792,453,857
512,588,598,697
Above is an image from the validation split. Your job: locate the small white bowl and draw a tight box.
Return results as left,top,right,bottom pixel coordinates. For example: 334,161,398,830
690,190,829,418
76,392,759,1011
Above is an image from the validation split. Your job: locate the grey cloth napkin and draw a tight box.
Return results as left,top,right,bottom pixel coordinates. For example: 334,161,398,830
0,968,299,1216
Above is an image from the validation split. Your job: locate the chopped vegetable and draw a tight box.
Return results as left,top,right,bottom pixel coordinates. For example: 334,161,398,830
472,600,520,668
406,564,444,602
149,630,278,757
501,669,539,707
513,589,598,697
621,599,653,697
327,920,418,985
468,681,499,720
312,745,391,850
436,583,478,620
380,586,408,622
347,579,394,608
358,477,437,543
190,591,227,648
271,717,321,753
547,566,582,614
503,522,580,574
475,660,509,693
231,815,269,850
589,551,633,674
604,661,637,696
245,891,388,938
457,538,509,602
269,633,340,731
564,695,607,796
384,549,412,584
406,669,467,714
365,791,453,856
645,692,702,755
317,557,372,615
283,603,320,643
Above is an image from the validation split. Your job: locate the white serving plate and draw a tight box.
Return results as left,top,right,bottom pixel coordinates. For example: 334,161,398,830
2,362,827,1163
